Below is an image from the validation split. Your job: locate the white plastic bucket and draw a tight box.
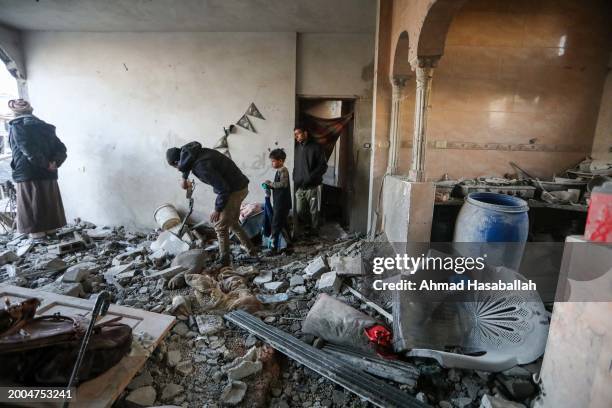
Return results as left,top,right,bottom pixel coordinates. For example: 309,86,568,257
153,203,181,230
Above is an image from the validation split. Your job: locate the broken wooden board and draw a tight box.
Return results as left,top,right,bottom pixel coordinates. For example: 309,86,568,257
0,284,175,408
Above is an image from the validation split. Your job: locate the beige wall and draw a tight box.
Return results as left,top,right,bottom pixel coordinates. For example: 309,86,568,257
395,0,612,180
591,58,612,161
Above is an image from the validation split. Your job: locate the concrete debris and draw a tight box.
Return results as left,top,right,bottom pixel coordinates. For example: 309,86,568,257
63,261,97,283
495,375,537,400
289,274,304,287
480,394,526,408
329,255,363,276
291,285,307,295
220,381,247,405
0,221,536,408
125,385,157,407
303,256,328,279
227,360,263,380
256,293,289,304
48,239,86,255
127,370,154,390
316,271,342,293
175,360,194,376
195,314,225,335
263,281,289,293
161,383,184,402
16,244,33,257
40,281,84,298
253,270,273,285
84,227,114,240
166,349,182,368
34,257,67,273
145,265,186,280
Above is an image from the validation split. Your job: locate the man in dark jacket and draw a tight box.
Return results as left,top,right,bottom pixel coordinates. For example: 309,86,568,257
292,126,327,236
166,141,256,265
8,99,67,239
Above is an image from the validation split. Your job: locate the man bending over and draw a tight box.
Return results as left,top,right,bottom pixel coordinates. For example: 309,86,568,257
166,141,256,266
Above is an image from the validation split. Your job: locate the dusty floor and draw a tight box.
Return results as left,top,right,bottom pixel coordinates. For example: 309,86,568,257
0,221,540,407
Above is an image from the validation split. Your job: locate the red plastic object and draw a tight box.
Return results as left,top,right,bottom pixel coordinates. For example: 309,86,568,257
585,182,612,242
364,325,392,348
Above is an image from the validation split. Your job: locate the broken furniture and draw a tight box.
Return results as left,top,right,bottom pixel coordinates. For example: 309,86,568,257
224,310,428,408
0,284,174,408
392,267,549,372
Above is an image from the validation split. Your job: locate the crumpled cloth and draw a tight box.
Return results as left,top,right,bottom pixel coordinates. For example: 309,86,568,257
185,267,262,313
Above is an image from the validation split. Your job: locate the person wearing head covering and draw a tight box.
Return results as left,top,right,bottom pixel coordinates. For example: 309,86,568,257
166,141,256,266
7,99,67,239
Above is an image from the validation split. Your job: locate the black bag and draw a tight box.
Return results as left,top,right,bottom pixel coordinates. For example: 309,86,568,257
0,298,132,386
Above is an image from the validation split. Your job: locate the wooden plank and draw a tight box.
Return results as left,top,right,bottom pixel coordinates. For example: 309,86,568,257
0,284,175,408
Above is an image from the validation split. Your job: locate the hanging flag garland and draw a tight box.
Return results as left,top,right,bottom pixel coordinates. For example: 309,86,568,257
213,134,229,150
236,113,256,133
246,102,265,120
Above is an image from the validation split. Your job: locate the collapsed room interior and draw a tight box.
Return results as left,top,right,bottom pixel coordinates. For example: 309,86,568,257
0,0,610,407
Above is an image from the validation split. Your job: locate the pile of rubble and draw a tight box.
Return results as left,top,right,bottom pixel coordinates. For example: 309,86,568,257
0,221,541,408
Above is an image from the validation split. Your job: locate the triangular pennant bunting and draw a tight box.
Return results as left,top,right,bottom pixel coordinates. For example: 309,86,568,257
213,134,229,150
236,114,256,133
246,102,265,120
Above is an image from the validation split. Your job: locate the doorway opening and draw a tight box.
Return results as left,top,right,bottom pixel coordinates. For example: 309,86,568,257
296,96,355,229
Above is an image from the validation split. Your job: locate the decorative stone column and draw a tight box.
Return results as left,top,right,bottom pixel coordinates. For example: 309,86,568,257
409,57,439,182
386,75,409,175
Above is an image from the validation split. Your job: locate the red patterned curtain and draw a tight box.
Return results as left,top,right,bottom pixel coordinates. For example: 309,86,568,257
302,112,354,160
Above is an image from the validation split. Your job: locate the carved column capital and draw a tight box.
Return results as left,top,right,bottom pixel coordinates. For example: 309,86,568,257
411,55,441,70
391,75,410,88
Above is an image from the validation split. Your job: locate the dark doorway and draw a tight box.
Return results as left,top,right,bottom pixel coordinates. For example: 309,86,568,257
296,97,356,228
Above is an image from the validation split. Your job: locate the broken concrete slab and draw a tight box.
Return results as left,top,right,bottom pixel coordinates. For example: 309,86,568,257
85,227,114,240
161,383,184,402
329,255,363,277
227,360,263,380
40,281,84,298
253,270,273,285
63,262,98,283
289,275,304,287
127,370,154,390
126,385,157,407
316,271,342,293
16,243,33,258
495,375,537,400
264,281,289,293
303,256,328,280
291,285,307,295
220,381,247,405
104,262,135,283
196,314,225,335
34,257,67,273
480,394,526,408
256,293,289,304
166,349,182,368
145,265,186,281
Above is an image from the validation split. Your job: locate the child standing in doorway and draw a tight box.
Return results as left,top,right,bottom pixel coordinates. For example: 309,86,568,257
264,149,292,253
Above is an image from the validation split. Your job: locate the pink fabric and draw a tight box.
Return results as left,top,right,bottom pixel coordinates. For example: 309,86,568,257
239,202,263,222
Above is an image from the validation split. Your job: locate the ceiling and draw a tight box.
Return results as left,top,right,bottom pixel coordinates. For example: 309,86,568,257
0,0,376,33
